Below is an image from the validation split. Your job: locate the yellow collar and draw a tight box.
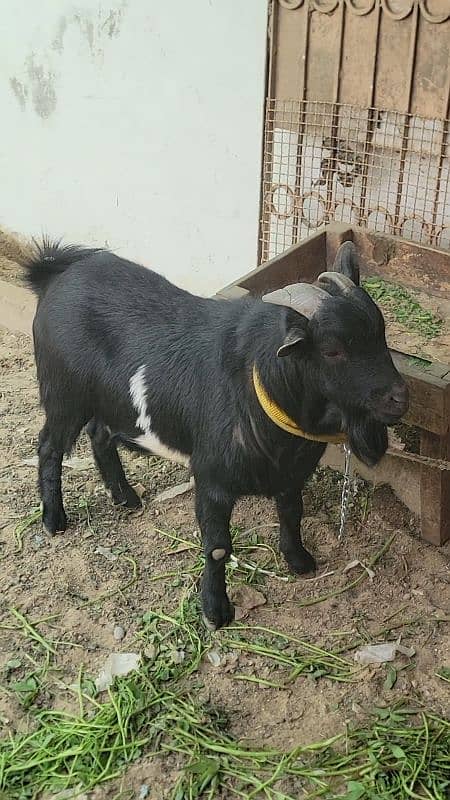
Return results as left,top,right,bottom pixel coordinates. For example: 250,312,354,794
252,365,347,444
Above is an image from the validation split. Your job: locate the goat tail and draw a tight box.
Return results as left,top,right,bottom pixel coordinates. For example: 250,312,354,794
23,238,101,299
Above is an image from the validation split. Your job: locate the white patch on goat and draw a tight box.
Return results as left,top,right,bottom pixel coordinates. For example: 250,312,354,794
130,365,152,433
133,433,190,466
129,365,190,467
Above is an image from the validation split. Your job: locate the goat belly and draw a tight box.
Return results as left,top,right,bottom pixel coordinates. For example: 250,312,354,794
131,431,190,467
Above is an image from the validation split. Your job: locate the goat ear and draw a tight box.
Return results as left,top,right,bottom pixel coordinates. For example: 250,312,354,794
277,325,307,358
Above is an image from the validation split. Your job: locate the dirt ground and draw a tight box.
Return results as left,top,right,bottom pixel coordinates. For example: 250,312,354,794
0,228,32,285
0,326,449,799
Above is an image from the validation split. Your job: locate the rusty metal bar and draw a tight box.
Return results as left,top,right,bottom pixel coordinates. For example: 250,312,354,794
358,1,381,226
260,1,278,264
291,6,310,247
430,75,450,245
393,3,419,234
260,0,450,259
325,0,346,224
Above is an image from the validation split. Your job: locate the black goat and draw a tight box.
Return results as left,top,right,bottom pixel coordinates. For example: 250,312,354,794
25,240,408,629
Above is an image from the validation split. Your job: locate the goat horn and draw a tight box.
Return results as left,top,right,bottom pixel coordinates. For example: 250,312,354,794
317,271,355,295
332,241,359,284
262,283,330,319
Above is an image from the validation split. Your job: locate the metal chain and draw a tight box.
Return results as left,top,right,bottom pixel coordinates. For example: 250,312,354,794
338,443,354,541
337,440,450,541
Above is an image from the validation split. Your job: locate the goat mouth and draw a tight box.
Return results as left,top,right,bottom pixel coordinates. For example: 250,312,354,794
373,408,407,425
367,396,409,425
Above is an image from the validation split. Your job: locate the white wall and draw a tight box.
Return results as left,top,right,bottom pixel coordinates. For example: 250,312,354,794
0,1,267,295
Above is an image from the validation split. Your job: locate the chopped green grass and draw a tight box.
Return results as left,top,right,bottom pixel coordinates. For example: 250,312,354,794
151,523,287,587
221,622,358,684
363,277,443,340
1,584,448,798
1,612,448,799
12,506,42,553
408,356,432,371
436,666,450,683
1,517,447,798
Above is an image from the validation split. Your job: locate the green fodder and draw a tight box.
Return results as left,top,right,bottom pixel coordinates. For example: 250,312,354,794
0,592,448,799
363,278,443,340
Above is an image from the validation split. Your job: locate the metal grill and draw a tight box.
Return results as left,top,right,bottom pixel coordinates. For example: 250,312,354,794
261,99,450,261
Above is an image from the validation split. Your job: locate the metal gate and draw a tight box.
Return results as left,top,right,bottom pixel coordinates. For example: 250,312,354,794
260,1,450,262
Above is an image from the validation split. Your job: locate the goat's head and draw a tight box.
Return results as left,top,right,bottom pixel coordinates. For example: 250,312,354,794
262,241,409,428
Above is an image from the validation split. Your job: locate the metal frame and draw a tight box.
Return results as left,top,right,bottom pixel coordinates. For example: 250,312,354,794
260,0,450,261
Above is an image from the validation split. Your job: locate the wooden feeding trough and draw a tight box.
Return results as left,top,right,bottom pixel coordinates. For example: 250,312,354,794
217,223,450,547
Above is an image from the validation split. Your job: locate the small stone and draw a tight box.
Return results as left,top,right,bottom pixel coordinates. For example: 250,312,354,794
113,625,125,642
144,643,157,660
139,785,150,800
95,546,118,562
206,649,222,667
171,649,185,665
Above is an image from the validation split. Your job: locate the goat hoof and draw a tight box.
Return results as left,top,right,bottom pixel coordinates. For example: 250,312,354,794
113,487,142,509
43,509,67,536
284,549,316,576
202,597,234,631
123,489,142,509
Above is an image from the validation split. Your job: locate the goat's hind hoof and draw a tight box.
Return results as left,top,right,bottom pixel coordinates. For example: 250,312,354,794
112,487,142,510
43,509,67,536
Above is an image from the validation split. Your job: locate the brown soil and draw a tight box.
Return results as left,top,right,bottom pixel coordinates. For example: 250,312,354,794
0,327,449,798
0,227,33,285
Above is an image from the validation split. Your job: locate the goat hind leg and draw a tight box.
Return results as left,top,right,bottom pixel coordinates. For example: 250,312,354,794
38,423,67,535
86,420,141,509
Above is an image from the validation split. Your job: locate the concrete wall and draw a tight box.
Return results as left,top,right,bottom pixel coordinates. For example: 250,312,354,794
0,1,267,295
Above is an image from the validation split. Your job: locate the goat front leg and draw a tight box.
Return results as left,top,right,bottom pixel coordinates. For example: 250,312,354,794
276,489,316,575
195,482,235,630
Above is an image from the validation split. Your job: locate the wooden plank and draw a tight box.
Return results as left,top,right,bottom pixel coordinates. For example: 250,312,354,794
420,406,450,546
353,229,450,299
214,285,249,301
240,228,327,294
391,350,450,435
391,351,450,383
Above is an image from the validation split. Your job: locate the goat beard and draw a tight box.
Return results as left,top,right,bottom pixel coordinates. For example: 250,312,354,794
346,413,388,468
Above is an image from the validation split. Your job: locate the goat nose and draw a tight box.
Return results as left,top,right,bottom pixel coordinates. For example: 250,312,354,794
389,383,409,408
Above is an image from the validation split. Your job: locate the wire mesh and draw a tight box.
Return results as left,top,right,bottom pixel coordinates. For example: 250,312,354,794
260,99,450,262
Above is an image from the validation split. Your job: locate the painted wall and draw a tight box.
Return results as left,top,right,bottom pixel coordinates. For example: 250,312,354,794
0,1,267,295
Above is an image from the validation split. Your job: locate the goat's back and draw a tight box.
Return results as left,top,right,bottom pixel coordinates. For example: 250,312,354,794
29,246,256,432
